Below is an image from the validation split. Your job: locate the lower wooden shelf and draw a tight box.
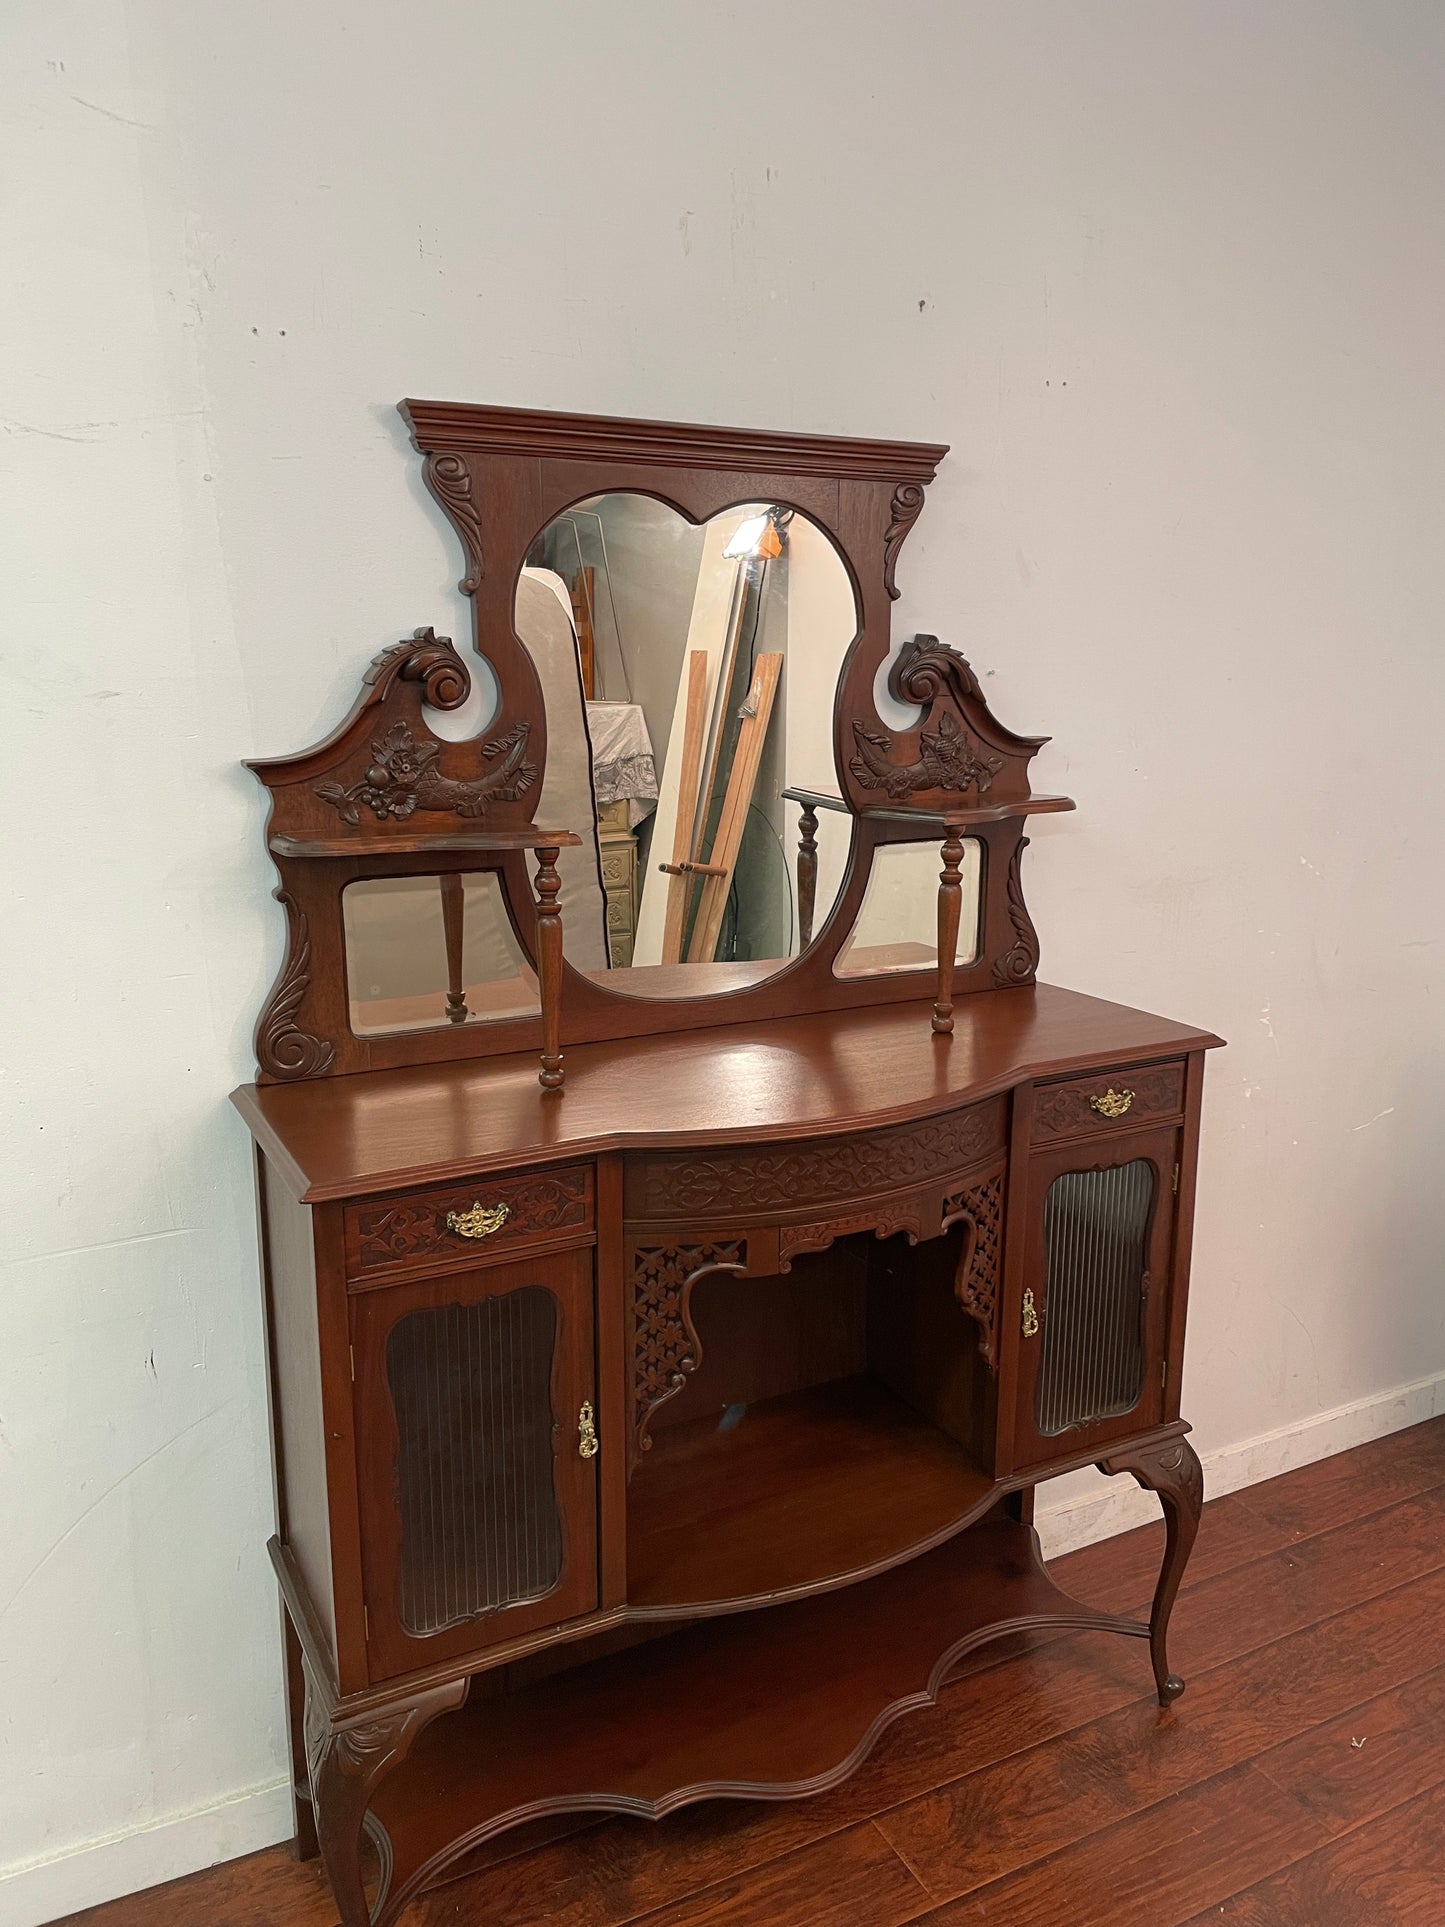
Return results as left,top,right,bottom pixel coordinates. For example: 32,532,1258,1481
627,1375,996,1611
367,1514,1145,1922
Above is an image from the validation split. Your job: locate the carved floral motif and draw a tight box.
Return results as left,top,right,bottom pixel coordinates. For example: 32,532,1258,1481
315,720,537,825
943,1168,1006,1368
631,1241,746,1453
850,711,1002,801
628,1102,1005,1221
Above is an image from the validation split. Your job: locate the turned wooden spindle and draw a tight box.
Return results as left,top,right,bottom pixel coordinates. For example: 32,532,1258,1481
439,872,469,1025
933,823,966,1035
797,803,819,950
533,844,565,1089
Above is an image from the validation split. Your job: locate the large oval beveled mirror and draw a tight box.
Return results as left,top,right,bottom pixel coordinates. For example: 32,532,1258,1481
516,494,858,998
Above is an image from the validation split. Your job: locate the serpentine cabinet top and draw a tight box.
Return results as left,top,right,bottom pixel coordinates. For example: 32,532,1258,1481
232,984,1223,1203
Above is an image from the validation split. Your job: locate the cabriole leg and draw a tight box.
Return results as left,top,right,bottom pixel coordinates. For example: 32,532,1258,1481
1099,1435,1204,1705
303,1665,464,1927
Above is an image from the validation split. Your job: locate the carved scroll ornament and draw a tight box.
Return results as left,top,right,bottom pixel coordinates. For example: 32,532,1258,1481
992,835,1040,987
777,1205,923,1270
422,452,485,594
882,481,926,600
849,636,1015,802
631,1241,746,1458
255,892,335,1080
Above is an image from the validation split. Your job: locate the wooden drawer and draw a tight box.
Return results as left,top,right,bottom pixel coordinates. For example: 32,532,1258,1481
1031,1060,1186,1145
344,1165,594,1282
624,1096,1008,1227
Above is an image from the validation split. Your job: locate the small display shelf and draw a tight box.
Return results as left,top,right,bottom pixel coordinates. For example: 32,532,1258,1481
269,828,582,858
626,1375,994,1612
783,785,1076,826
364,1515,1145,1925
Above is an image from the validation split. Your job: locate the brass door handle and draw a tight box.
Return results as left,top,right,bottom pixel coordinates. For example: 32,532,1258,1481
1022,1289,1039,1338
1088,1087,1134,1120
578,1401,600,1460
445,1201,510,1239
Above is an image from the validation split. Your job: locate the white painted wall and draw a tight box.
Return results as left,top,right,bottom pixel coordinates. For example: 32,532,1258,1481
5,2,1445,1918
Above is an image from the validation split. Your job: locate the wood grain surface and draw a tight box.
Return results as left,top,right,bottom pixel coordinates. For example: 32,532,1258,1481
233,984,1221,1202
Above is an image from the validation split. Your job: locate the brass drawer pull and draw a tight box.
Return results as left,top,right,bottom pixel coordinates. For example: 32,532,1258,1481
578,1401,600,1460
1022,1289,1039,1338
445,1201,511,1240
1088,1087,1134,1120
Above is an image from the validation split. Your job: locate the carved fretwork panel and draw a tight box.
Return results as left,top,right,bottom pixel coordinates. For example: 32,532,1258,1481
942,1164,1007,1369
630,1241,747,1461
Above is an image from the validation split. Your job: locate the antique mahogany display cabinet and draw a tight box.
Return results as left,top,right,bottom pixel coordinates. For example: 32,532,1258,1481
232,400,1222,1926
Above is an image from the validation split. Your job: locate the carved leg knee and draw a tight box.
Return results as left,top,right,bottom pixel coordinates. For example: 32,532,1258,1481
304,1666,464,1927
1099,1436,1204,1706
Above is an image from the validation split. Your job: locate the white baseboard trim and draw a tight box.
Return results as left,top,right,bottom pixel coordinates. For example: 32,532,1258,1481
5,1371,1444,1926
1034,1368,1445,1561
0,1777,293,1927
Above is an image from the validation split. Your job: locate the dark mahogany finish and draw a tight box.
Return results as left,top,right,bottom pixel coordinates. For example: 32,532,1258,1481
235,402,1223,1927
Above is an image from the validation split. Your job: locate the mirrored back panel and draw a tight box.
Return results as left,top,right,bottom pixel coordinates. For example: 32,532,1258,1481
834,839,983,980
519,495,858,999
344,872,539,1037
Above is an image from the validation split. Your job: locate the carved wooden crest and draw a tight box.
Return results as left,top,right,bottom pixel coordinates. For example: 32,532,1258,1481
245,625,554,1083
845,635,1047,813
249,627,544,842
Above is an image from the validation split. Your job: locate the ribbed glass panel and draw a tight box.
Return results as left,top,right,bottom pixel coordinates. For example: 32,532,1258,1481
386,1287,562,1636
1035,1160,1154,1437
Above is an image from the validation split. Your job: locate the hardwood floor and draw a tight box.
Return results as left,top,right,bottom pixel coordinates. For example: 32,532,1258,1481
58,1416,1445,1927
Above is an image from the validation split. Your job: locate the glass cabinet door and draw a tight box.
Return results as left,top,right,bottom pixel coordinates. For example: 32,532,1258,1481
1010,1127,1178,1471
351,1247,598,1680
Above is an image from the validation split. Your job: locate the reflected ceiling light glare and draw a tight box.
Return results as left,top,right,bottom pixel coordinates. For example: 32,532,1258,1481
722,510,784,561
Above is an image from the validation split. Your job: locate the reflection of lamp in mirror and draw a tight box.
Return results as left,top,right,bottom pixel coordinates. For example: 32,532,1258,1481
721,510,784,562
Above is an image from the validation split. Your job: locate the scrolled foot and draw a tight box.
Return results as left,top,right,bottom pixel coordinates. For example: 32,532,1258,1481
1099,1434,1203,1711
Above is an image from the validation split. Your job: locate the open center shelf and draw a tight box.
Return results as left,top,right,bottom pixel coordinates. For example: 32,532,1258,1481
627,1374,994,1610
368,1514,1142,1922
625,1223,1001,1611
